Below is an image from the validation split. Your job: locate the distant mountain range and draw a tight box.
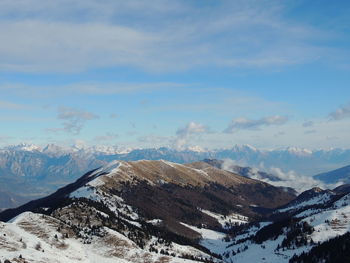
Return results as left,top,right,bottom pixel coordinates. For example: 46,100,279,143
3,143,350,174
1,159,350,262
314,164,350,184
1,143,350,209
0,190,30,210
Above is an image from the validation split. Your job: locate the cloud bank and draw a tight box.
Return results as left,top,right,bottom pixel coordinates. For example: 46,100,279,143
222,159,338,193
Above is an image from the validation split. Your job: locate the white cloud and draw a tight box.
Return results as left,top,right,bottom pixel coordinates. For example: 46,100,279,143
176,122,208,137
174,122,210,149
222,158,336,193
263,166,331,193
0,20,159,72
224,115,288,133
55,107,99,135
329,102,350,120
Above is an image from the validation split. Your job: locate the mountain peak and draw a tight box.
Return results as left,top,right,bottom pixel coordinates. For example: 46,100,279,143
231,144,258,152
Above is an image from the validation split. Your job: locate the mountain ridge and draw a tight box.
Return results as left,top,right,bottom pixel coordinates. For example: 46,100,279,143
1,159,350,262
1,143,350,209
314,164,350,184
0,160,296,223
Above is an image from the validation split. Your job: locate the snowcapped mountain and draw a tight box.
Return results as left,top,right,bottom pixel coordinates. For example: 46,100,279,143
0,145,105,208
2,143,350,175
212,186,350,262
273,187,337,216
2,143,42,152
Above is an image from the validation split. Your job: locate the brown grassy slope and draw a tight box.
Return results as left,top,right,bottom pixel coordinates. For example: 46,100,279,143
96,160,295,230
98,160,262,189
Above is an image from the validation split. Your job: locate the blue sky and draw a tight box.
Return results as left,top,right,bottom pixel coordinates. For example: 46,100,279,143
0,0,350,150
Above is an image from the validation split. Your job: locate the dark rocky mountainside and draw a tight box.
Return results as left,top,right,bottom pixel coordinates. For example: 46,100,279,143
333,183,350,194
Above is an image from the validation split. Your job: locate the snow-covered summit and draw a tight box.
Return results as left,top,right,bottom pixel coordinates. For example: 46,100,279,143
4,143,41,152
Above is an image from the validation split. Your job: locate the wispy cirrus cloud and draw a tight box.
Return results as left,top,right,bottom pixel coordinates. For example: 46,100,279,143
65,82,185,95
0,0,337,73
0,100,28,110
224,115,288,133
0,82,185,98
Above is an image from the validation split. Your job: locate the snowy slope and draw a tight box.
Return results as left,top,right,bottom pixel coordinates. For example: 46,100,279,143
277,191,334,213
180,222,228,255
0,212,213,263
5,158,350,263
199,209,248,229
219,193,350,262
135,189,349,263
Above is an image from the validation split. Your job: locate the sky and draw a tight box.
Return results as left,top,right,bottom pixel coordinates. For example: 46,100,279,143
0,0,350,150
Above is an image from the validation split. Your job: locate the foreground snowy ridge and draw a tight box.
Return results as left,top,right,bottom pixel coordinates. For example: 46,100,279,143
0,212,215,263
220,192,350,263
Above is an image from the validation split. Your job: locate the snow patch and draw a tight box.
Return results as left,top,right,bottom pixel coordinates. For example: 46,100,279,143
200,209,248,229
180,222,228,255
278,192,333,213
